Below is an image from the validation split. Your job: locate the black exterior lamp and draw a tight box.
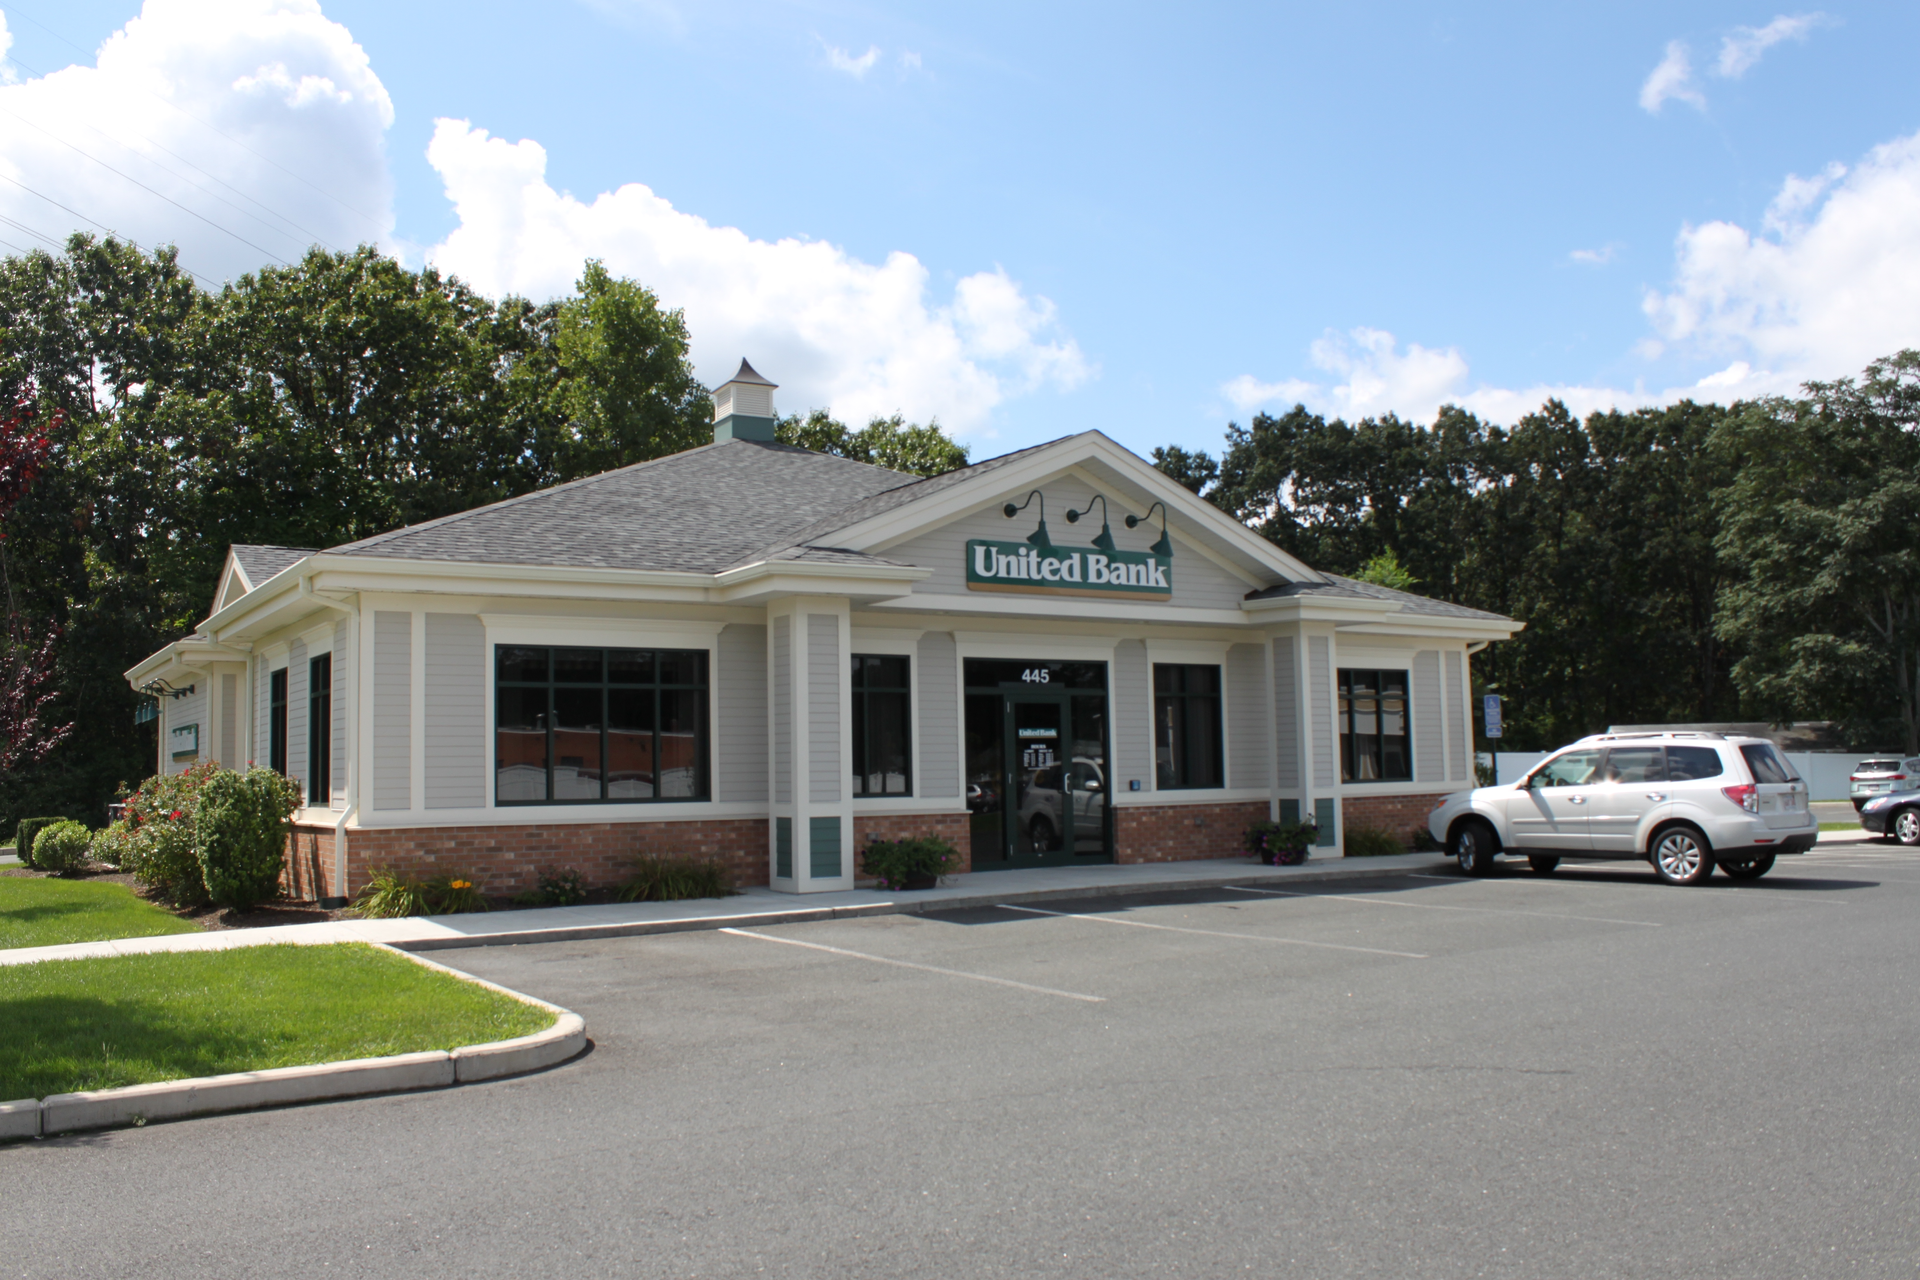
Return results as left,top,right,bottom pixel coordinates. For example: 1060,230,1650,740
1002,490,1052,549
1125,501,1175,558
1064,494,1119,552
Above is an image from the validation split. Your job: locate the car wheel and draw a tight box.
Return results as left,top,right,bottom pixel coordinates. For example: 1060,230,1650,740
1894,809,1920,847
1651,826,1714,885
1451,819,1497,876
1527,855,1560,875
1719,854,1775,879
1027,815,1057,851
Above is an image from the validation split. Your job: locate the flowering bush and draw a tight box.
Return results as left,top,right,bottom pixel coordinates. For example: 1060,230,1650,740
1246,818,1318,866
197,767,302,910
106,762,222,904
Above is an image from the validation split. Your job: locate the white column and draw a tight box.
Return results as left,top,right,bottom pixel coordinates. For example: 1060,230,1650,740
766,596,854,893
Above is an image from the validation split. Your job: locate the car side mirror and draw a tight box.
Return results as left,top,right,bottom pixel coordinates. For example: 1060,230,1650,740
1083,780,1101,791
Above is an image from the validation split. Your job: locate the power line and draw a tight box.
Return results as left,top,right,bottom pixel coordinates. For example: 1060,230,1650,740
0,173,217,289
2,2,387,235
3,51,344,256
0,103,293,266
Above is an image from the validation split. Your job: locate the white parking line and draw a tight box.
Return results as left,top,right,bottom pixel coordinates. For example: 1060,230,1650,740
1222,884,1662,927
1408,871,1850,903
997,905,1428,958
719,927,1107,1003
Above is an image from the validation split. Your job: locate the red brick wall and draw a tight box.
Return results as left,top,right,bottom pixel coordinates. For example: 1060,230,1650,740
1114,800,1271,864
1340,792,1451,848
282,817,771,901
853,811,974,875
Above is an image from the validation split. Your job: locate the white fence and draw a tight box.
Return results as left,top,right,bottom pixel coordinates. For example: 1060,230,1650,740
1477,750,1872,800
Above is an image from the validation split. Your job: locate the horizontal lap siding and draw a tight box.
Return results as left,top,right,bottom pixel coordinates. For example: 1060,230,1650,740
373,611,412,811
1309,636,1333,789
1113,638,1150,789
1226,643,1268,791
289,640,309,793
808,614,840,804
1413,650,1442,786
425,613,485,809
773,616,792,806
916,631,959,798
332,620,348,807
1274,636,1299,790
1445,650,1466,782
717,623,768,804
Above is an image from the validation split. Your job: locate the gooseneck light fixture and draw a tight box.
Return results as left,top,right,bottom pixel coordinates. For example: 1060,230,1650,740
1125,501,1174,558
1064,494,1118,552
1002,490,1053,549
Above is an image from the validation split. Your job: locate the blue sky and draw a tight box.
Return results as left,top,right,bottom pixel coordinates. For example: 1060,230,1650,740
4,2,1918,458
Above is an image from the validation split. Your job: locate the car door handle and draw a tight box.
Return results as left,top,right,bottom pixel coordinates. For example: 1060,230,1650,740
1568,796,1587,805
1645,793,1668,802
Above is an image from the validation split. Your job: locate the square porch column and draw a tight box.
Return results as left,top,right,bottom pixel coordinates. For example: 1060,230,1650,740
766,597,854,892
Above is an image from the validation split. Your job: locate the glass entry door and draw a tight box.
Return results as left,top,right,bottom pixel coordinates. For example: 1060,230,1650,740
963,659,1111,868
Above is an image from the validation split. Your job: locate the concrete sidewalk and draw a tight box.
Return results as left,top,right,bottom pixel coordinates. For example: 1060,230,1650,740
0,852,1449,967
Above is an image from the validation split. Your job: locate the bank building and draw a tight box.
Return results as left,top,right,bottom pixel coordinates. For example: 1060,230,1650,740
127,361,1520,903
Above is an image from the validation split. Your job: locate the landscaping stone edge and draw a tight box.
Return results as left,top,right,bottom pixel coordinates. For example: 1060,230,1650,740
7,946,588,1140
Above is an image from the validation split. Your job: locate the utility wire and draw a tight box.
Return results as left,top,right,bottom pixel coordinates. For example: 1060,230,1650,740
0,103,292,266
2,2,387,235
3,51,344,256
0,173,217,289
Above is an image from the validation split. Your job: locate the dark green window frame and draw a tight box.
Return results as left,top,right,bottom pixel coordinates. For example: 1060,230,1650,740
851,654,912,797
494,646,710,806
1153,663,1223,790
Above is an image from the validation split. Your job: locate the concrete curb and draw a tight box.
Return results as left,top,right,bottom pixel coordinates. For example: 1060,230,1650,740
391,858,1455,953
5,944,588,1141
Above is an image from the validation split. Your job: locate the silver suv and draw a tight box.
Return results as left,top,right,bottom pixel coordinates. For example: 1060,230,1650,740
1428,732,1817,884
1849,757,1920,811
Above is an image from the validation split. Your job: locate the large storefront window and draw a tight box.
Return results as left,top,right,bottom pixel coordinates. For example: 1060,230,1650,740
1339,668,1410,782
851,655,911,796
1153,663,1223,789
495,646,709,805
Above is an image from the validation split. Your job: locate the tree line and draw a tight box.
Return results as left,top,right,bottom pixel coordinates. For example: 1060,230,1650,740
1152,352,1920,757
0,237,963,831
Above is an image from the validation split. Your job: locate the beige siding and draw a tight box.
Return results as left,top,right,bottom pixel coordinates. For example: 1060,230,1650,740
288,639,308,791
717,623,768,803
1445,649,1467,781
331,620,348,807
373,611,412,811
218,672,238,768
1226,643,1269,790
1413,650,1443,784
807,613,841,803
915,631,960,798
1273,636,1300,789
424,613,485,809
1308,635,1333,789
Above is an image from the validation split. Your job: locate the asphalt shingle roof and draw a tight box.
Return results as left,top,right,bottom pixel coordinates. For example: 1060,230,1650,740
1244,575,1510,621
326,440,923,574
232,545,315,585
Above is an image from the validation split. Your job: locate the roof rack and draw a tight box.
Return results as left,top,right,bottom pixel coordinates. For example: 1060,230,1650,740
1582,731,1727,742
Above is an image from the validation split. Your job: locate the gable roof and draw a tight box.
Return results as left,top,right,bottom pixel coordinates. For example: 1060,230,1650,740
1244,575,1509,621
327,439,922,575
232,544,315,587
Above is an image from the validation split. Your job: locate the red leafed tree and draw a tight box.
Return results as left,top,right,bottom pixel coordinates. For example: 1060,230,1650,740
1,393,73,771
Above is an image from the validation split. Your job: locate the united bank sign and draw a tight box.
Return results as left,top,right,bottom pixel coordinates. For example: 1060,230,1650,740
965,540,1171,600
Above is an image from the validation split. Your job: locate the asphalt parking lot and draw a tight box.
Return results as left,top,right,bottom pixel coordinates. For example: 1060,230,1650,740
9,846,1920,1278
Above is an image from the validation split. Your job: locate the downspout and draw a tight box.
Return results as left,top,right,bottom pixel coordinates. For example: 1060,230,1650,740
302,575,359,907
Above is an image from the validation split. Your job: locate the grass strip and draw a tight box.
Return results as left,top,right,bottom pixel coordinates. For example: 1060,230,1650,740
0,876,202,950
0,943,552,1100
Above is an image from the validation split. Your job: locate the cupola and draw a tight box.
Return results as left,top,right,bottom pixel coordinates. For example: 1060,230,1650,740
711,358,778,443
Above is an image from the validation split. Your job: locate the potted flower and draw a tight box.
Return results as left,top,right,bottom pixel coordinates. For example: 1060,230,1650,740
1245,817,1318,866
861,836,961,890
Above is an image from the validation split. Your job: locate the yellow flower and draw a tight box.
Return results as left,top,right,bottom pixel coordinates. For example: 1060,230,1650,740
450,879,470,890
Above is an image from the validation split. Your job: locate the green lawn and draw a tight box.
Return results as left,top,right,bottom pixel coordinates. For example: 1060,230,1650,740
1820,822,1871,832
0,876,203,950
0,943,553,1100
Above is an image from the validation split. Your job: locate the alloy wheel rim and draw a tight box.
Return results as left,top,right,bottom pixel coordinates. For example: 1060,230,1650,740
1457,832,1476,869
1658,833,1701,878
1898,812,1919,842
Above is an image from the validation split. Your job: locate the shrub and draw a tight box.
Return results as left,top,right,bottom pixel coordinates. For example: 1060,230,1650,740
89,823,134,869
426,873,488,914
860,837,959,890
521,868,588,907
1246,818,1318,866
1342,824,1408,858
351,868,433,919
616,855,737,902
117,763,221,905
14,816,65,869
196,768,303,911
32,820,92,874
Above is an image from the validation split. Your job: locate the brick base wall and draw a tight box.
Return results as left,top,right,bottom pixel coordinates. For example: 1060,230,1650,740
1340,792,1450,849
1114,800,1270,864
853,811,974,875
283,817,771,901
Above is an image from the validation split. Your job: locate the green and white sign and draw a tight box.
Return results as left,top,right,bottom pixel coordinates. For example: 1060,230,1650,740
965,539,1171,600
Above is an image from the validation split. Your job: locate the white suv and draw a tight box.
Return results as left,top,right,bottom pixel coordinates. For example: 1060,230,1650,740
1428,732,1817,885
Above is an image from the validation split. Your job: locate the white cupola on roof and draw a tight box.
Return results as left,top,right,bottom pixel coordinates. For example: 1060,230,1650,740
711,359,778,442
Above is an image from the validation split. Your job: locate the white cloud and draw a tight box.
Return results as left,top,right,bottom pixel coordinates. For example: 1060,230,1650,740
0,12,16,84
423,120,1089,433
823,42,880,78
1716,13,1827,78
1644,129,1920,382
899,51,923,72
1570,243,1619,266
1640,40,1705,114
0,0,393,282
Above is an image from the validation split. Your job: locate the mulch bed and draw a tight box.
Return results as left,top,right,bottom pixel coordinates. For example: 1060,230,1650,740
1,863,354,930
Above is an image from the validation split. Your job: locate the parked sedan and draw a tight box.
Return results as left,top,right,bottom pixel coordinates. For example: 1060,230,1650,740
1859,788,1920,845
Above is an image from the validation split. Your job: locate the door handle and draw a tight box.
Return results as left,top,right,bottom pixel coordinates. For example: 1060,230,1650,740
1646,792,1668,802
1568,796,1587,805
